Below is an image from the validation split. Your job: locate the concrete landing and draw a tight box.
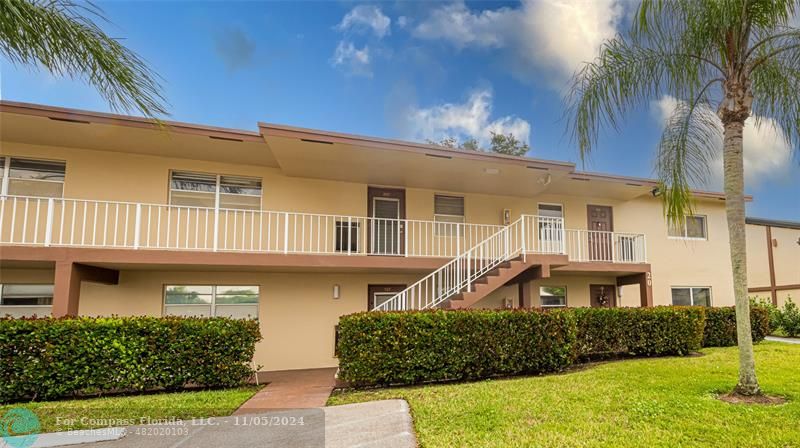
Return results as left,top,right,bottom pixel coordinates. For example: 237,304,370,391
71,400,416,448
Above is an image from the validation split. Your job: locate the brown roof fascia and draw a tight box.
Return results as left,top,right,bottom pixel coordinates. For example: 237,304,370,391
0,100,263,142
746,217,800,230
572,170,753,202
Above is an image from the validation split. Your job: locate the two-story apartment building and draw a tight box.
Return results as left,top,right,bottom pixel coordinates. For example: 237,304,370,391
0,101,740,372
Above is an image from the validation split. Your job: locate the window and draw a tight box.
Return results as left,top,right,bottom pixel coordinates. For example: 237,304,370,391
668,215,707,239
671,287,711,306
540,286,567,307
538,203,563,219
164,285,259,318
0,157,65,198
434,195,465,236
537,204,564,250
169,171,261,210
335,221,360,252
0,284,54,306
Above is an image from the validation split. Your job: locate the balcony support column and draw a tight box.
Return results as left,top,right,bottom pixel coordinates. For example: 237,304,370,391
616,271,653,307
53,261,120,317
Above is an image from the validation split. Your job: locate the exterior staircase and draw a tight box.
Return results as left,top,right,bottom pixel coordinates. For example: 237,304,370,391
445,257,534,309
373,215,564,311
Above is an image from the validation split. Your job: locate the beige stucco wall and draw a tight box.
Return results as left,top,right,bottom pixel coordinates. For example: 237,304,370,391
746,223,800,307
75,270,420,371
746,225,771,288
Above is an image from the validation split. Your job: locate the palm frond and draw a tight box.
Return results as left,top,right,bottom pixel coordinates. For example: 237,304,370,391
750,52,800,150
566,37,715,160
0,0,167,118
656,95,722,225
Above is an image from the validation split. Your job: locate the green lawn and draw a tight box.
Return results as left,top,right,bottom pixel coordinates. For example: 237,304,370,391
329,342,800,448
0,386,261,433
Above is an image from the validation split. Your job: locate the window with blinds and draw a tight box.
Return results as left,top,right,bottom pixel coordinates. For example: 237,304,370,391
169,171,261,210
434,195,465,236
1,157,66,198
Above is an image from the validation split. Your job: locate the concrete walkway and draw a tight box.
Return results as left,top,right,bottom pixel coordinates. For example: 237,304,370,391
235,367,338,413
74,400,416,448
766,336,800,344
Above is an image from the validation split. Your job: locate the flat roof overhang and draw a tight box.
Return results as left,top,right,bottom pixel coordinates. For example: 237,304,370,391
0,100,746,202
0,102,280,168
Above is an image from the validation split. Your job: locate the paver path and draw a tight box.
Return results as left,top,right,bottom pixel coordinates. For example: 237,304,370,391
235,367,338,413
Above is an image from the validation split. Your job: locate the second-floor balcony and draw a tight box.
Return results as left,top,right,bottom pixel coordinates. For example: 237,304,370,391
0,195,647,263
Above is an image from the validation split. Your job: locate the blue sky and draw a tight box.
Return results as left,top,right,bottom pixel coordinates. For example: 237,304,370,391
2,1,798,220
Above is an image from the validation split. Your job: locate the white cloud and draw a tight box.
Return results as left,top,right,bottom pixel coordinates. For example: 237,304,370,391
412,3,517,48
405,88,531,147
331,41,372,77
651,96,792,189
336,5,391,38
397,16,409,29
412,0,625,82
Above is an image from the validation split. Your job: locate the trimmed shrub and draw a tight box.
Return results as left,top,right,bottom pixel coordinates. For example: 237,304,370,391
337,309,577,387
703,306,771,347
751,297,782,333
0,316,261,403
779,298,800,337
572,307,706,358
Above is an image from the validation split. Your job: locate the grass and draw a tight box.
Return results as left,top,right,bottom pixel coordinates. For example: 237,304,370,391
329,342,800,448
0,386,261,433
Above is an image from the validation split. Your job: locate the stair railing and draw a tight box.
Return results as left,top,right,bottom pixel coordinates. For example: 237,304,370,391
372,217,529,311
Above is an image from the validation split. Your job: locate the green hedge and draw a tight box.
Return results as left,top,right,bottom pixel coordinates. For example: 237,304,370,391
337,309,577,387
573,307,706,358
702,306,770,347
0,316,261,403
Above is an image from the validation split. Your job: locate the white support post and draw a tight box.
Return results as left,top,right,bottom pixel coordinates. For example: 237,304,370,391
133,204,142,249
283,212,290,254
520,216,526,263
44,198,54,247
213,207,220,252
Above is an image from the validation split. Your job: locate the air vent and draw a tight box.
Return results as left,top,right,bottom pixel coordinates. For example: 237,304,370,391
426,153,452,160
571,177,590,182
300,138,333,145
48,117,90,124
526,165,549,171
209,135,244,142
625,183,643,187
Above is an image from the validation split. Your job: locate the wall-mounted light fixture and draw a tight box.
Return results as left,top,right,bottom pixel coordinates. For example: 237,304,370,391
650,187,662,197
333,284,341,300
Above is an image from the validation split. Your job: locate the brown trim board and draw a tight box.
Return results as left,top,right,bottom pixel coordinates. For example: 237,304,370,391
0,246,446,271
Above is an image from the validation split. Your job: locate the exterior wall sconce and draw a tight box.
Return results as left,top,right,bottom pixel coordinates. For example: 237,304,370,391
333,284,341,300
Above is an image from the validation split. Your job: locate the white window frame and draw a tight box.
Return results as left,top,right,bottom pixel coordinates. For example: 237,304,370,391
539,285,567,308
168,170,262,210
670,286,712,306
667,215,708,240
163,284,260,318
434,194,465,236
0,156,66,198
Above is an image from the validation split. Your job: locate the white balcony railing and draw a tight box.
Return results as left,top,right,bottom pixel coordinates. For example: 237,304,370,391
0,196,503,258
564,229,647,263
0,196,647,264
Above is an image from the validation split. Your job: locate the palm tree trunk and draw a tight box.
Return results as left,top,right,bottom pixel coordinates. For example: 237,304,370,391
722,119,760,396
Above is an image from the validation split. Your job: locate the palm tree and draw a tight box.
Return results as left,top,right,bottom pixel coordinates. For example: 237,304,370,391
0,0,166,117
567,0,799,396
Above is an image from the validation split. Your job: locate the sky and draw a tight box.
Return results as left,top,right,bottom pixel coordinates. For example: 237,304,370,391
1,0,798,220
